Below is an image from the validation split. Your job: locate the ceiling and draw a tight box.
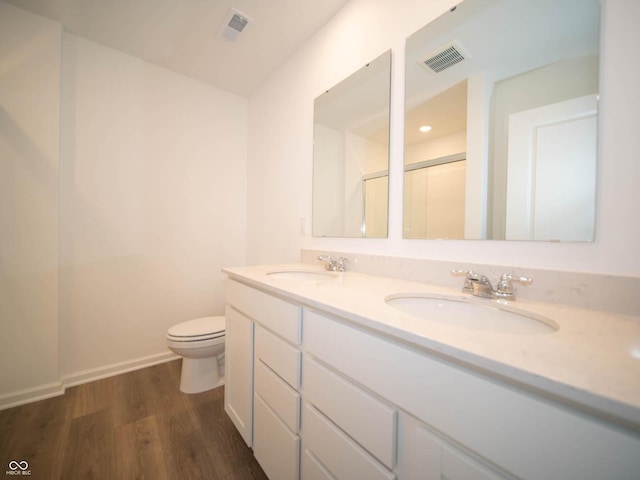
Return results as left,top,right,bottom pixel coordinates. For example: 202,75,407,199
4,0,350,97
405,80,467,146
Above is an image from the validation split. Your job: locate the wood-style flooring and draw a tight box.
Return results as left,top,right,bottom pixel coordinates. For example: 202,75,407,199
0,360,268,480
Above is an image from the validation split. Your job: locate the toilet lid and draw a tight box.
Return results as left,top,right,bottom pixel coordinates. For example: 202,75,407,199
168,316,225,338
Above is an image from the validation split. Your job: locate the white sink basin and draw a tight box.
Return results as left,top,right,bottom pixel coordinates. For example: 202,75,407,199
385,294,557,335
266,270,337,281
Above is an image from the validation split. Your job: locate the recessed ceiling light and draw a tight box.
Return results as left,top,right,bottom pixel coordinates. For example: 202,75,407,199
419,125,432,133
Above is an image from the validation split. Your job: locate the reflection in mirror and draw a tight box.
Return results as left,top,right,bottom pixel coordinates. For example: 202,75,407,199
313,50,391,238
404,0,599,241
404,81,467,239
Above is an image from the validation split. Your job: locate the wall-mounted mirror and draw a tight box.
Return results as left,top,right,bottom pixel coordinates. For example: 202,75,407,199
404,0,599,241
313,50,391,238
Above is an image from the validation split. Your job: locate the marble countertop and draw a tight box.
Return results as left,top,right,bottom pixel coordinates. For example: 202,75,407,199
222,264,640,431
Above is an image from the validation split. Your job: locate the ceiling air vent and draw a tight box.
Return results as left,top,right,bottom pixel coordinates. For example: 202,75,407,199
418,41,470,74
218,8,252,42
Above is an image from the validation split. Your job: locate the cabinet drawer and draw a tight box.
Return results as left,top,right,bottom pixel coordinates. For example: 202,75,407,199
302,449,336,480
255,358,300,432
254,394,300,480
255,325,301,389
303,404,395,480
226,279,301,344
304,357,396,469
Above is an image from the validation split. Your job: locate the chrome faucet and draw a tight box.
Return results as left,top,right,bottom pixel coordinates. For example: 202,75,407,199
451,270,532,300
317,255,349,272
450,270,480,294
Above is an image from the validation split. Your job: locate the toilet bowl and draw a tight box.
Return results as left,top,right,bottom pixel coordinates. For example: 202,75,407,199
167,316,225,394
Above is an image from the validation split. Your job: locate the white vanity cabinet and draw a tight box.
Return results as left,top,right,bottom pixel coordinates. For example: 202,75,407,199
224,277,640,480
304,308,640,480
225,279,302,480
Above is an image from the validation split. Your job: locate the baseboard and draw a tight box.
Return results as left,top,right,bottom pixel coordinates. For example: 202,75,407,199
0,380,65,411
0,351,181,411
61,351,180,388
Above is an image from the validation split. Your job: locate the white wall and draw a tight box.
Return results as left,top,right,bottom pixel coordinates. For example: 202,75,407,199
313,125,388,238
1,1,248,405
405,131,466,165
489,55,599,239
0,3,62,403
247,0,640,277
312,124,345,236
59,34,247,381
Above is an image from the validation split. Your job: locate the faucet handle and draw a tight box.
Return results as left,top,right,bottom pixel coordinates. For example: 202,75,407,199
499,273,532,285
495,273,532,299
317,255,334,270
451,270,480,293
336,257,349,272
451,269,479,278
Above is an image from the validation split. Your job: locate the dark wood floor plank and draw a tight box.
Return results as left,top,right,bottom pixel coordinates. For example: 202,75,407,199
192,400,255,475
68,375,115,419
147,361,192,417
155,405,201,449
1,393,72,479
222,463,270,480
113,369,157,428
162,428,220,479
0,360,267,480
115,416,169,480
62,408,116,479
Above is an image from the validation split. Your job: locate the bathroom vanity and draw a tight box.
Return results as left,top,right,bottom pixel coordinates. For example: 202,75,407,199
223,265,640,480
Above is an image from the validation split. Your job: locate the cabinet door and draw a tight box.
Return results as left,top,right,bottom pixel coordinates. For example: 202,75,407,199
410,422,505,480
224,305,254,446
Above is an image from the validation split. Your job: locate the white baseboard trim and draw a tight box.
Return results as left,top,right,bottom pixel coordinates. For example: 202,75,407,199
0,351,180,410
62,351,180,388
0,380,65,411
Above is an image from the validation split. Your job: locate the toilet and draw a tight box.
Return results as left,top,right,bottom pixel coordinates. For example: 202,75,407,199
166,316,225,394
